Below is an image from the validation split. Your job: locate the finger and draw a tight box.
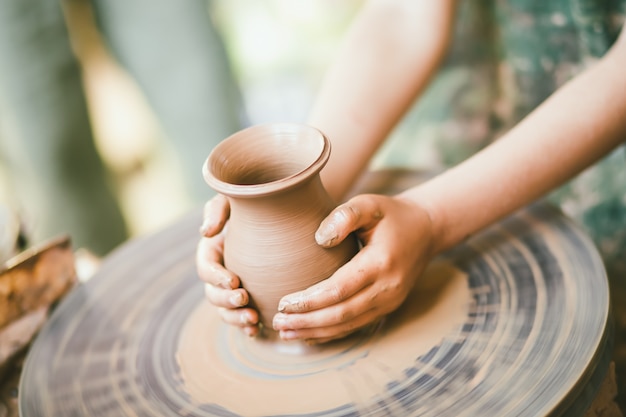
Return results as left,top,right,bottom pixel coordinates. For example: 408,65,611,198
200,194,230,237
204,284,250,308
216,306,259,328
196,236,240,289
315,195,383,247
274,278,380,330
277,308,381,343
274,261,408,331
276,252,373,314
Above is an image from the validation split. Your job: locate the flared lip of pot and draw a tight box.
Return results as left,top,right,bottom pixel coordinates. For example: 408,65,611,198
203,123,331,198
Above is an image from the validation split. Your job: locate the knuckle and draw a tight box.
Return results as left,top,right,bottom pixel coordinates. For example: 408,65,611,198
375,252,395,272
389,277,403,291
385,278,403,293
331,203,360,229
330,305,354,324
340,204,361,226
378,276,403,297
294,298,310,312
327,283,347,304
342,318,360,333
352,194,383,218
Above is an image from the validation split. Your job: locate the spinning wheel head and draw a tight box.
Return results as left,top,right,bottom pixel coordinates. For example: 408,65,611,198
18,172,611,416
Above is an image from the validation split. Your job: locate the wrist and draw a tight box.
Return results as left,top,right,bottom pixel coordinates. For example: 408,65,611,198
396,192,448,258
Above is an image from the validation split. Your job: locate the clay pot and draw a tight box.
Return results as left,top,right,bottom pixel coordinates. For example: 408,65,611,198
203,123,359,332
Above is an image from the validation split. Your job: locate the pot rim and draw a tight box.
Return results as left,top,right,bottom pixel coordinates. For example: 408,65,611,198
203,123,331,198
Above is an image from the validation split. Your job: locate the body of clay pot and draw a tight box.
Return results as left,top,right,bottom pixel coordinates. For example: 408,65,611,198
203,123,359,330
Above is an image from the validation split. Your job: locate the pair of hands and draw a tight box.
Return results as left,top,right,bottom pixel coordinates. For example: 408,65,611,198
196,192,436,344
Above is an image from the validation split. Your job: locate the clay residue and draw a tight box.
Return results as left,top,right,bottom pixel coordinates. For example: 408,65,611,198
176,260,469,416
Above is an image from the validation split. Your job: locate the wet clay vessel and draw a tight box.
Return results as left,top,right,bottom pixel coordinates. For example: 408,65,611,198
202,123,359,330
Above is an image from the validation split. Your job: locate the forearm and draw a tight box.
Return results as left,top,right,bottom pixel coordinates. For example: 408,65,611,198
403,31,626,255
308,0,456,201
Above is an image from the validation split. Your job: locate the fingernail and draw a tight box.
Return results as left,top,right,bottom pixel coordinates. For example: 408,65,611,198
230,292,244,307
278,295,307,313
273,313,288,329
280,330,298,340
315,223,337,247
278,297,300,312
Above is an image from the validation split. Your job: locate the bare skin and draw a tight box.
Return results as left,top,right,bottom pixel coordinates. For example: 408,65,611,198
196,0,626,343
197,0,455,339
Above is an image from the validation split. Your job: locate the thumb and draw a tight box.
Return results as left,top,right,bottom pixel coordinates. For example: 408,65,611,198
315,195,383,247
200,194,230,237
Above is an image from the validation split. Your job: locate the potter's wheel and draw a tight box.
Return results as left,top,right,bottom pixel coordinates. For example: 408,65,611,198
19,172,611,416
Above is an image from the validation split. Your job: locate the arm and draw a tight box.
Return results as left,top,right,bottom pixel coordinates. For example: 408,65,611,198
310,0,457,201
273,27,626,343
407,27,626,254
197,0,457,336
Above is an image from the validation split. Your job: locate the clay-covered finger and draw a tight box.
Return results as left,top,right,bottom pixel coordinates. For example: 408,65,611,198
274,289,371,330
276,308,379,343
196,253,235,288
196,236,240,288
200,194,230,237
204,284,250,308
315,195,383,247
196,259,238,288
276,251,374,314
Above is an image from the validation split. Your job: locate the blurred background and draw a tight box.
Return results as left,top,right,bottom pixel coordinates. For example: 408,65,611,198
0,0,366,255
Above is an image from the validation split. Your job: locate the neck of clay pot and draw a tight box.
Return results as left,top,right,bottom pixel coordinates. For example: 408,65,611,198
226,175,334,224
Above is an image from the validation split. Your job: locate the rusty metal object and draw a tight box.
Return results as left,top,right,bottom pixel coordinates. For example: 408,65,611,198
0,236,76,330
0,236,76,381
0,236,77,416
0,236,76,417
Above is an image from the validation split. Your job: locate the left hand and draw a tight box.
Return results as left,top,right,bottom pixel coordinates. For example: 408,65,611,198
196,195,260,337
272,193,437,344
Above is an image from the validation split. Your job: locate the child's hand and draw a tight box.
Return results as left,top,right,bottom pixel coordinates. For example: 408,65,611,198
196,194,260,337
272,194,436,344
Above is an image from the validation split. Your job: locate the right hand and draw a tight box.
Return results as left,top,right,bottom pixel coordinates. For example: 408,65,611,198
196,194,260,337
